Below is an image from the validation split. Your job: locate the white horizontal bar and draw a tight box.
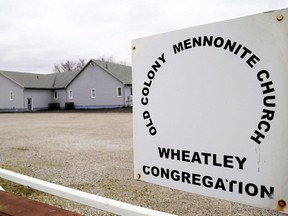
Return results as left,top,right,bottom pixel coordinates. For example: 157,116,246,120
0,168,176,216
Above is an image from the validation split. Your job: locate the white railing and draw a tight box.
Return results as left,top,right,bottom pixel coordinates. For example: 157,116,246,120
0,168,176,216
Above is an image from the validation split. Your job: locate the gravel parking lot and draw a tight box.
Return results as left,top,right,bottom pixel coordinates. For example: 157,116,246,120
0,111,278,216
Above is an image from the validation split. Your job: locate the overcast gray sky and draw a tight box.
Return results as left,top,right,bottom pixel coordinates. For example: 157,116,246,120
0,0,287,73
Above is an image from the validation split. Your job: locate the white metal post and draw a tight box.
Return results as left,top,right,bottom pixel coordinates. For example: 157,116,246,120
0,168,176,216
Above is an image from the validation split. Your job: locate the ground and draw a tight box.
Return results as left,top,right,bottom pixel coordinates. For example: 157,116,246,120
0,111,278,216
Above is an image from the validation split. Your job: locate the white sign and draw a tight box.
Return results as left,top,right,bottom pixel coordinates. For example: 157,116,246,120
132,9,288,213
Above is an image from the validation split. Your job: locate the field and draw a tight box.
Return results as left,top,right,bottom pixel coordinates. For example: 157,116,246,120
0,111,277,216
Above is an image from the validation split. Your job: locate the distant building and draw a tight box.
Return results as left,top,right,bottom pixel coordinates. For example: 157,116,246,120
0,59,132,112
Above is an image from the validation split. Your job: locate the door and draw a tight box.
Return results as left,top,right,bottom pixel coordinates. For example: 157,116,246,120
27,98,33,111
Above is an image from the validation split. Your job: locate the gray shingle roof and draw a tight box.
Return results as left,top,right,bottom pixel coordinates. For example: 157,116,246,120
0,71,54,89
92,60,132,85
50,70,81,88
0,70,81,89
0,60,132,89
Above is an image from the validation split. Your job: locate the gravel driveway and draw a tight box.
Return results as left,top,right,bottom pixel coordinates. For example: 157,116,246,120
0,111,278,216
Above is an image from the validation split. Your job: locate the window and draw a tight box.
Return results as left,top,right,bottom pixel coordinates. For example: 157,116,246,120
68,90,73,99
130,87,132,96
54,91,58,100
91,88,96,98
117,87,122,97
9,91,13,100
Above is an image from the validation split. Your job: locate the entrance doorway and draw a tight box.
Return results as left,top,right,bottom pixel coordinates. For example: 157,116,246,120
27,98,33,111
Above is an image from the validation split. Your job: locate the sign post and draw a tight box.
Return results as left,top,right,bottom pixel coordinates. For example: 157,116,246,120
133,8,288,214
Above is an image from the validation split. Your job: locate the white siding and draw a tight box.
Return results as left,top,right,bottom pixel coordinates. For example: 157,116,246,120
53,89,67,109
24,89,53,110
124,86,133,106
67,64,125,108
0,75,24,110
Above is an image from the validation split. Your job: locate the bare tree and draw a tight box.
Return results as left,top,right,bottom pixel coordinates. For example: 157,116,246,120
53,64,62,73
97,55,115,63
76,59,86,70
53,59,86,73
97,55,127,65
